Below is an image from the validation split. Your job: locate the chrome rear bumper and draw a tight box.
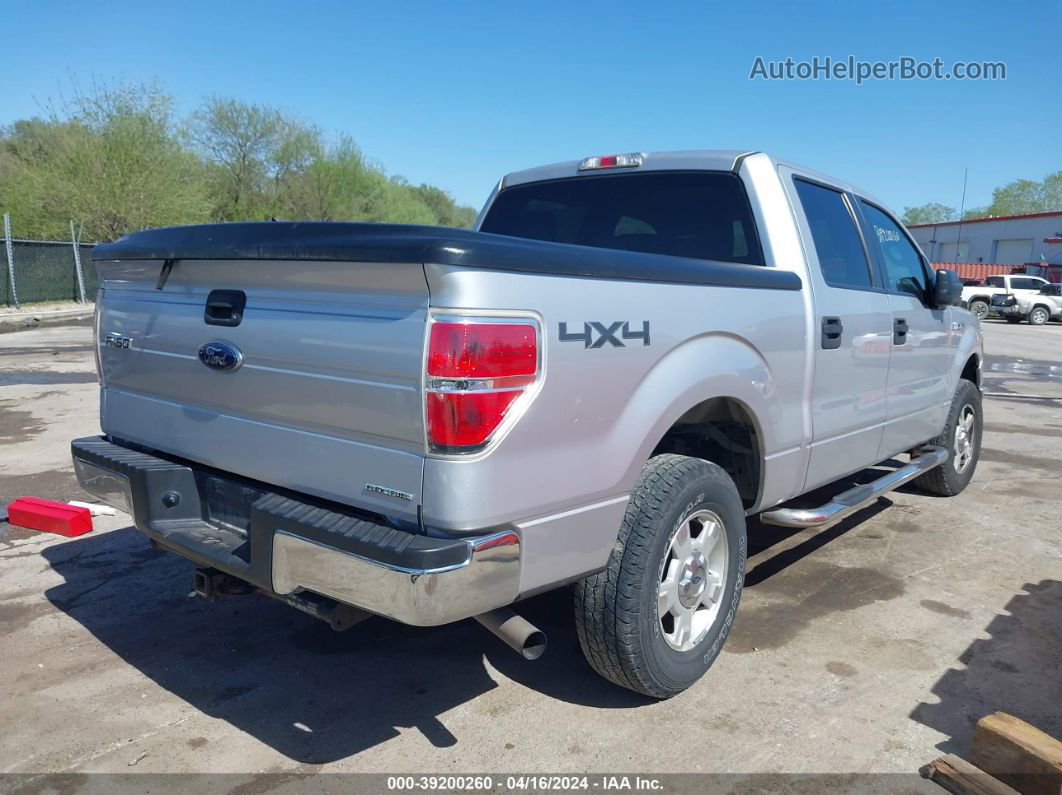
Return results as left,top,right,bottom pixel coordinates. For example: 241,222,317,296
71,436,521,626
271,530,520,626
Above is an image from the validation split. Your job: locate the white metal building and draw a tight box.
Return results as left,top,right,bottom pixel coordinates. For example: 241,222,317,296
907,211,1062,266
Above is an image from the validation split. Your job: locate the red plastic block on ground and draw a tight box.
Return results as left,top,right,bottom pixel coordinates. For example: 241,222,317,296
7,497,93,537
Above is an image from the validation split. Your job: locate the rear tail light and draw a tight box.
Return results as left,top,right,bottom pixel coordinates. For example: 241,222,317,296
425,318,540,453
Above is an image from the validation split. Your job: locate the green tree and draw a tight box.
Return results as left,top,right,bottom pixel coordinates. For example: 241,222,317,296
0,78,480,240
901,202,957,226
980,171,1062,217
363,173,439,225
411,183,477,228
286,136,379,220
0,81,210,240
189,97,287,219
1042,172,1062,211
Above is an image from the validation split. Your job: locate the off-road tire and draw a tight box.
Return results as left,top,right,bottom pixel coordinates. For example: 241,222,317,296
914,379,982,497
1028,306,1050,325
968,300,989,320
574,454,746,698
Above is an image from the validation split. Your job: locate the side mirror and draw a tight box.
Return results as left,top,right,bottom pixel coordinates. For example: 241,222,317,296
934,269,963,307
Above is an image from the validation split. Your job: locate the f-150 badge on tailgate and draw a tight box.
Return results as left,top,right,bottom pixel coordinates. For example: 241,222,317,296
103,333,133,349
198,341,243,372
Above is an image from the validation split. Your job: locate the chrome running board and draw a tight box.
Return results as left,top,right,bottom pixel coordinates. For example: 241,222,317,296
759,446,948,529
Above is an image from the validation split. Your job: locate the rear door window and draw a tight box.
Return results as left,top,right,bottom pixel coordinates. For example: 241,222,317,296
480,171,764,265
792,178,873,289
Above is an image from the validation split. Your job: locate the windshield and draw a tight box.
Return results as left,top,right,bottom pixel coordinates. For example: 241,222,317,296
480,171,765,265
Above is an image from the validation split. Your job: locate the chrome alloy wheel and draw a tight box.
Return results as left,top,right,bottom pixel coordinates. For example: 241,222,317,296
657,509,729,652
953,404,976,474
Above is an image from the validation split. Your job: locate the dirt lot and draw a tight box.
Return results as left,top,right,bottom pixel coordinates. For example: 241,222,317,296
1,319,1059,784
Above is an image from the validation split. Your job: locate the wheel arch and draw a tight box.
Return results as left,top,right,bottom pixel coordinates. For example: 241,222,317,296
616,332,786,513
650,397,764,511
960,352,981,389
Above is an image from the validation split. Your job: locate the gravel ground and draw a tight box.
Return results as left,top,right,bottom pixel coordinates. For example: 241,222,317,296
0,319,1058,788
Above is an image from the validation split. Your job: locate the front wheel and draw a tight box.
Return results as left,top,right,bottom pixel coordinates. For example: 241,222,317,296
914,379,982,496
1028,306,1050,325
968,300,989,320
574,455,746,698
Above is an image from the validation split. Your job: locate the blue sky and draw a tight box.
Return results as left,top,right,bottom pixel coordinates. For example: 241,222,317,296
0,0,1056,214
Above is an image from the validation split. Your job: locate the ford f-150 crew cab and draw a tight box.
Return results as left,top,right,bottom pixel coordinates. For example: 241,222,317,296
72,150,983,697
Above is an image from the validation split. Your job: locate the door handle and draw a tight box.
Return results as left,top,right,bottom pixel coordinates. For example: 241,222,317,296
893,318,908,345
821,317,843,349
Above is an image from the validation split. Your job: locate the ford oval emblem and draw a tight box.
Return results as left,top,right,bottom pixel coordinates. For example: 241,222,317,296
198,341,243,372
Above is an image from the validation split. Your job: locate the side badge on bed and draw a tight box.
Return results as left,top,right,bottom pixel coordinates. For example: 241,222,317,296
198,341,243,372
558,321,650,348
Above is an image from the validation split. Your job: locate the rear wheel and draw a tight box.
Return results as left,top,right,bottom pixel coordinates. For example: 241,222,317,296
574,455,746,698
968,300,989,320
1028,306,1050,325
915,379,982,497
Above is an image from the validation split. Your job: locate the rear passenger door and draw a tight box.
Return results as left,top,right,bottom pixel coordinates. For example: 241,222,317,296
785,173,893,492
856,200,953,458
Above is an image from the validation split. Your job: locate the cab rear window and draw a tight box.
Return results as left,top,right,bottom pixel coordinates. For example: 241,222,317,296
480,171,764,265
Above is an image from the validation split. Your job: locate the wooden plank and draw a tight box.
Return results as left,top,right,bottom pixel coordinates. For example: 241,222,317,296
925,754,1021,795
973,712,1062,795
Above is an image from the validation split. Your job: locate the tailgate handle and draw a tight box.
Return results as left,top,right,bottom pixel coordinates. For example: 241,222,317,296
205,290,246,327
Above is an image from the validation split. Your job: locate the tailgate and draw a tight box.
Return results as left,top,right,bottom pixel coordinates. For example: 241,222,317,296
95,257,427,520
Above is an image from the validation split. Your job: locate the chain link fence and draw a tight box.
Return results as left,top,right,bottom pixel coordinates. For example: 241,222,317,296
1,215,98,308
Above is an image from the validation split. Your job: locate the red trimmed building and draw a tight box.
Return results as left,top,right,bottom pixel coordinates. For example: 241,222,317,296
907,210,1062,282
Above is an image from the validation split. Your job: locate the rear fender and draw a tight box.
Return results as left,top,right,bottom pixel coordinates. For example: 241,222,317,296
613,332,798,511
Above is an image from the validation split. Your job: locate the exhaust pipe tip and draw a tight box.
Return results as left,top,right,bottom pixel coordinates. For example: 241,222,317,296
520,629,547,661
474,607,547,661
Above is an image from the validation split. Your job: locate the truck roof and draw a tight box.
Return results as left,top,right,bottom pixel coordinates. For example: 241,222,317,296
500,149,886,209
501,150,753,189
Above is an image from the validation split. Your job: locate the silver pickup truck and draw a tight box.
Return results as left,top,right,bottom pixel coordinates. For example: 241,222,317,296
963,273,1049,320
72,150,983,698
992,282,1062,325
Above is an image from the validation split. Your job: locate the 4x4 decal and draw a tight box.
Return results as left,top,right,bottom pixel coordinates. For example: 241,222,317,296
558,321,650,348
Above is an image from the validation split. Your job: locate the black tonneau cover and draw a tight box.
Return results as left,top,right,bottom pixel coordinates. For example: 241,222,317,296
92,222,801,290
